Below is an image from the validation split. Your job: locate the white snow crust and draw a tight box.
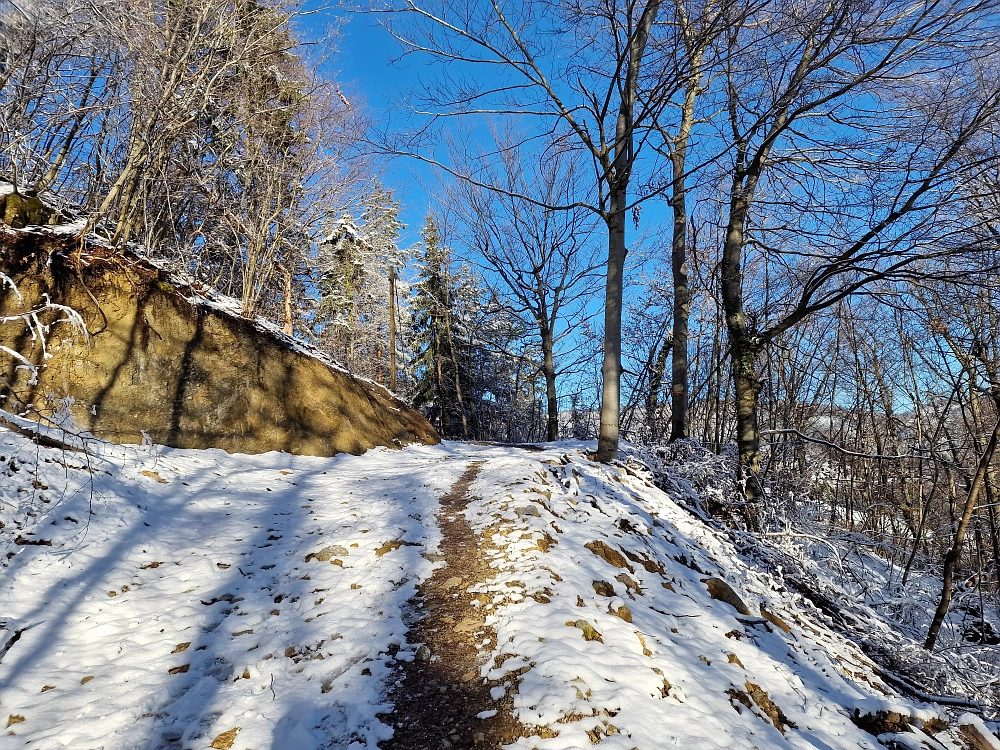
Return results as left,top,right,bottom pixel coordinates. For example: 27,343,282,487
0,431,462,749
0,431,995,749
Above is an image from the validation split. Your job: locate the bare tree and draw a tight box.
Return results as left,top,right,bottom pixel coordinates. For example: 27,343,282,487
710,0,1000,506
913,270,1000,648
0,0,126,202
648,0,729,443
446,145,602,441
374,0,698,460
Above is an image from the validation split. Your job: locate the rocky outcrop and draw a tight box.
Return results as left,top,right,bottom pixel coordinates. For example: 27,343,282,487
0,230,439,456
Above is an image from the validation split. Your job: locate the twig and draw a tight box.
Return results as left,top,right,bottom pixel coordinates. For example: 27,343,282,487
762,429,911,460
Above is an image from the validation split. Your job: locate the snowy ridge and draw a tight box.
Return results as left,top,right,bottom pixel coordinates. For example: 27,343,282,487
122,251,406,404
459,444,998,749
0,195,402,404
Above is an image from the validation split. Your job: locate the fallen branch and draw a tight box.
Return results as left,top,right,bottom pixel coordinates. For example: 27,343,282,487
0,413,85,453
875,665,987,713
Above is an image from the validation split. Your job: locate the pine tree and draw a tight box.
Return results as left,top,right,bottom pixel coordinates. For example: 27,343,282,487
411,216,460,435
410,217,547,441
314,184,406,384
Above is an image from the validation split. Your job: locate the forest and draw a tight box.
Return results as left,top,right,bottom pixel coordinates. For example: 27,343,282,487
4,0,1000,698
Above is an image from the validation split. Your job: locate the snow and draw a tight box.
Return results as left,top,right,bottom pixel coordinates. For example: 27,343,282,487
0,431,996,749
851,697,946,725
959,714,1000,749
0,431,462,749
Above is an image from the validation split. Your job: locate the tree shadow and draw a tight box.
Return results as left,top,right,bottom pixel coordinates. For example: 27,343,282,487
0,431,450,750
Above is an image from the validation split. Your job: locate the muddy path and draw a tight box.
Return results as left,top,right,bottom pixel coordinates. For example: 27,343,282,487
381,460,523,749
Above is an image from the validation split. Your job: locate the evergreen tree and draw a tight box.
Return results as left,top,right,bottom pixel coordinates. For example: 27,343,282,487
314,184,407,384
411,216,467,437
410,217,548,441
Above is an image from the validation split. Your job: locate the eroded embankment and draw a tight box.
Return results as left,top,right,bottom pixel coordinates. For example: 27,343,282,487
0,230,437,456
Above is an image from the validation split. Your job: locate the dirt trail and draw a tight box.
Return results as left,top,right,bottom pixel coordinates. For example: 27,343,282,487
381,461,524,749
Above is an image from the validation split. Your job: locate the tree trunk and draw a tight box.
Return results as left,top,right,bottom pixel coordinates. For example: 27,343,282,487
595,0,661,463
720,188,764,509
389,266,397,392
597,196,627,462
669,209,690,443
647,336,671,441
279,263,294,336
925,416,1000,650
443,302,469,440
668,37,702,444
732,337,763,507
542,326,559,442
434,326,446,436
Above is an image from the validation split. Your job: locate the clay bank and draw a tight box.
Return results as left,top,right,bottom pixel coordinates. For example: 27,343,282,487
0,226,438,456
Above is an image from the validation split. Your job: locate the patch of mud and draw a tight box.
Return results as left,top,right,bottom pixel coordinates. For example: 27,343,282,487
381,461,524,749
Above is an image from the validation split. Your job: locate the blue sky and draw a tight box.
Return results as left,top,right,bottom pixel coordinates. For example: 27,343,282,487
296,5,679,253
297,6,447,248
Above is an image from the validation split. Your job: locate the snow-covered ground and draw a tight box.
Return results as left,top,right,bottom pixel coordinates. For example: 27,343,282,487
459,447,998,749
1,426,998,749
0,428,462,749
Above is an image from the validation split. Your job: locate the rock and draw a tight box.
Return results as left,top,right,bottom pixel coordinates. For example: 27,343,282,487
305,545,349,562
622,548,665,574
592,580,616,597
1,193,59,228
608,599,632,623
6,714,24,728
566,619,603,642
416,645,432,662
376,539,419,557
704,578,753,616
615,573,642,594
516,505,541,518
958,715,998,750
585,540,633,571
745,682,795,733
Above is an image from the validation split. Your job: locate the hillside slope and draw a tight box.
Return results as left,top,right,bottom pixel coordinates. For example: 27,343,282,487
0,424,997,750
0,225,437,456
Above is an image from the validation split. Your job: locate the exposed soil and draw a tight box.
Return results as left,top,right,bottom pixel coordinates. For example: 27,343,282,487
0,234,438,456
381,461,525,749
